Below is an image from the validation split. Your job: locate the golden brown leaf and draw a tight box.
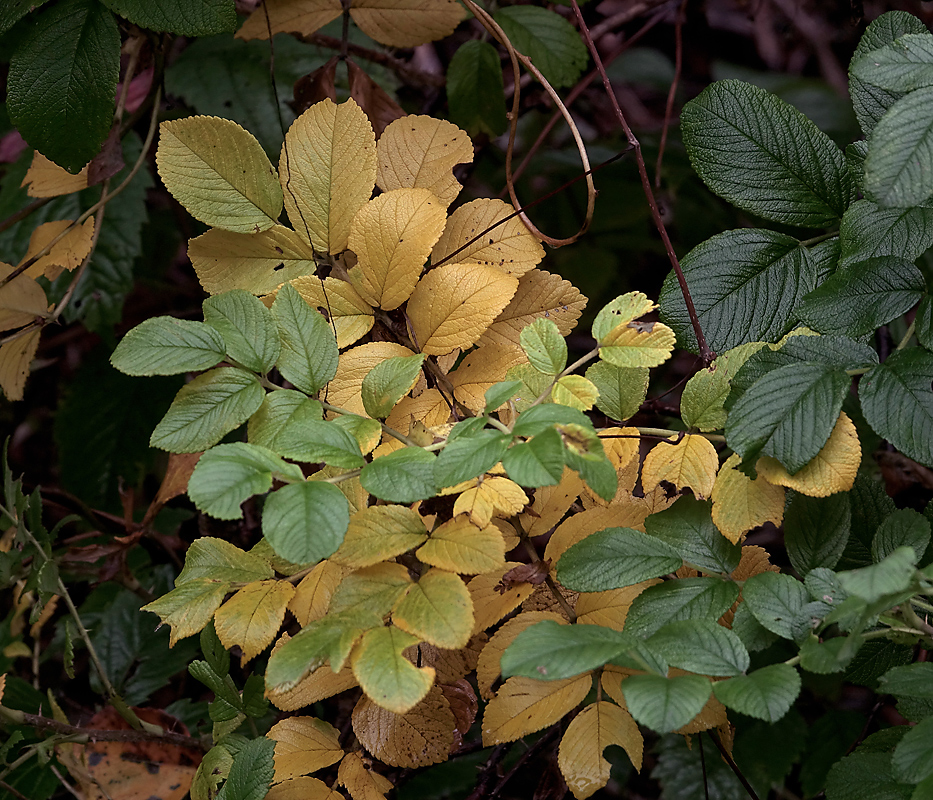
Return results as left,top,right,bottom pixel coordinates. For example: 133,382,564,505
475,611,564,699
19,218,95,281
267,776,343,800
0,264,48,332
712,454,785,543
482,674,591,746
237,0,342,40
337,752,394,800
543,506,624,566
269,716,343,782
0,326,42,402
288,560,350,626
641,434,719,501
453,476,528,528
332,505,428,568
468,562,538,635
214,580,296,662
573,581,662,631
326,341,416,416
386,388,452,434
447,346,527,412
349,0,464,47
519,468,584,537
416,517,506,575
22,151,89,197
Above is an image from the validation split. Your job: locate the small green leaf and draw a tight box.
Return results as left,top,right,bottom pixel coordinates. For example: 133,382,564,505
502,427,565,487
860,348,933,468
680,80,853,227
262,481,350,564
742,572,810,640
247,390,323,451
435,430,511,488
272,283,339,394
872,509,931,563
201,620,230,678
203,290,280,374
215,736,274,800
361,447,438,503
647,620,749,677
493,6,588,89
361,354,426,419
731,602,779,653
712,664,801,722
512,403,594,437
150,368,264,453
585,361,648,422
484,379,523,412
784,492,851,575
680,342,767,432
564,440,617,502
837,546,918,602
645,496,742,575
520,318,567,376
111,317,226,376
101,0,235,35
850,33,933,94
351,626,434,714
623,578,740,639
622,674,712,735
447,40,508,138
187,442,303,519
274,419,365,469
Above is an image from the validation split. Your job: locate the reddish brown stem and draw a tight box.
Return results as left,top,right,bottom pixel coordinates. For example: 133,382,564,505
655,0,687,189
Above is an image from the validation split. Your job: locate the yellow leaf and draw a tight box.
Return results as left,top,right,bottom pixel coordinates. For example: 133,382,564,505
352,625,435,713
412,635,486,684
574,581,662,632
285,276,374,348
386,388,452,434
559,701,644,798
0,326,42,402
551,375,599,411
326,341,416,416
157,116,283,233
267,776,343,800
237,0,342,40
600,320,676,368
597,292,656,328
408,263,518,355
596,427,641,501
543,506,626,566
641,434,719,500
280,98,376,254
267,661,358,711
521,582,577,619
711,453,785,544
393,568,474,649
519,468,584,537
312,465,369,513
756,412,860,497
214,580,296,662
141,580,229,647
329,562,413,617
352,687,455,768
188,225,317,296
269,716,343,782
447,347,527,413
482,674,591,746
347,188,446,310
477,269,586,349
22,151,89,197
19,218,95,281
337,752,394,800
332,505,428,568
350,0,464,47
475,611,564,699
453,476,528,528
468,562,538,635
288,560,350,626
377,116,473,206
417,517,506,575
432,199,544,277
0,265,48,332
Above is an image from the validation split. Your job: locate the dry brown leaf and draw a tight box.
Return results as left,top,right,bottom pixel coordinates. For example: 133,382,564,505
440,679,479,751
19,218,95,281
22,151,89,197
468,562,538,635
338,752,394,800
348,59,406,138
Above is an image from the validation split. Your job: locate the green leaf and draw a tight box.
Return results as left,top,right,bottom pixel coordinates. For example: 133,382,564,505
680,80,853,227
177,537,273,584
839,200,933,271
493,6,588,89
917,295,933,351
111,317,226,376
188,442,303,519
713,664,801,723
272,283,339,395
865,87,933,207
726,362,850,474
849,10,929,136
520,318,567,376
500,620,637,680
585,361,648,422
203,290,280,374
361,447,438,503
274,419,365,469
247,390,322,451
742,572,810,640
7,0,120,172
860,348,933,468
556,527,682,591
484,380,523,413
795,257,925,338
361,354,426,419
351,626,434,714
622,674,711,735
879,662,933,698
262,481,350,564
731,602,779,653
435,430,511,489
644,496,742,575
502,427,565,487
101,0,234,34
659,230,817,354
216,736,274,800
799,635,853,675
622,577,740,639
647,620,749,677
827,752,914,800
512,403,594,437
680,342,766,432
784,492,851,575
850,33,933,94
872,509,931,563
150,368,264,453
201,620,230,678
837,546,918,602
447,40,508,138
0,0,50,35
565,442,617,502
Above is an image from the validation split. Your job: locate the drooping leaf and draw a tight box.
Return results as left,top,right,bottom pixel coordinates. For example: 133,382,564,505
262,481,350,564
142,581,229,647
622,674,712,735
351,626,435,714
447,40,508,138
712,664,801,723
493,6,588,89
272,283,339,394
711,453,786,543
101,0,235,34
836,546,918,603
110,317,226,376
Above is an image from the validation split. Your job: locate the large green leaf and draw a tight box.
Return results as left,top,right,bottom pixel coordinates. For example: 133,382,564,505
680,80,853,227
622,674,711,735
917,295,933,351
872,509,931,563
493,6,588,89
101,0,235,35
272,283,339,394
262,481,350,564
879,662,933,698
726,362,850,474
111,317,226,376
712,664,801,722
645,496,742,575
784,492,850,575
659,229,817,353
556,527,683,591
622,577,740,639
860,348,933,468
203,290,280,374
892,716,933,783
512,403,594,437
446,40,507,138
647,620,749,677
585,361,648,422
742,572,810,640
0,0,51,35
216,737,274,800
7,0,120,172
850,33,933,94
838,199,933,269
361,447,438,503
435,430,511,488
825,751,913,800
150,368,264,453
502,427,565,487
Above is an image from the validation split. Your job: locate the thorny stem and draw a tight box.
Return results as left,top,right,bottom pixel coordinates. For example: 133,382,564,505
569,0,713,364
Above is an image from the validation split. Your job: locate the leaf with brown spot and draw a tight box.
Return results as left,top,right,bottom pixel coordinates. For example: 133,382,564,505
468,562,538,635
337,752,394,800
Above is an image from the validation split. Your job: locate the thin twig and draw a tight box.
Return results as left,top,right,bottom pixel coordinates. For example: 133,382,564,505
707,730,760,800
0,198,53,236
655,0,687,188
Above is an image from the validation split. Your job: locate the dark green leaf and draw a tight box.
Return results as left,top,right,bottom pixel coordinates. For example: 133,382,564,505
447,40,508,138
891,716,933,783
800,711,864,797
825,751,913,800
712,664,801,722
622,674,711,734
512,403,593,437
645,496,742,575
652,734,748,800
731,602,779,652
362,354,426,419
435,430,511,488
101,0,235,35
623,577,740,639
204,290,280,374
564,442,617,502
216,736,274,800
585,361,648,422
274,419,366,469
200,621,230,679
742,572,810,640
262,481,350,564
917,295,933,351
556,527,683,591
799,635,854,674
872,508,931,563
7,0,120,172
680,80,853,227
647,620,749,676
493,6,588,89
361,447,438,503
878,661,933,698
484,380,523,413
837,546,918,602
839,199,933,270
784,492,851,574
272,283,338,394
861,348,933,468
850,33,933,94
247,390,323,451
502,427,564,488
0,0,51,35
659,229,817,353
111,317,226,376
150,368,265,453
